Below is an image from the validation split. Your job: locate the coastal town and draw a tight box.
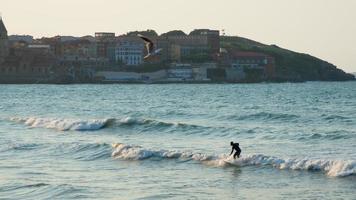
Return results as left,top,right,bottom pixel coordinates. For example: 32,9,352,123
0,17,279,84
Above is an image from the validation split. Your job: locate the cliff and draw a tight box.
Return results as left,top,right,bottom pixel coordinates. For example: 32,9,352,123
220,36,355,82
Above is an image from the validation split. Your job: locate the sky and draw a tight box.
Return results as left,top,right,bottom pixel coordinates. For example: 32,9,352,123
1,0,356,72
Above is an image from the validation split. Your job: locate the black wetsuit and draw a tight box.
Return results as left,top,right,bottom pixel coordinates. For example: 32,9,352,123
230,143,241,159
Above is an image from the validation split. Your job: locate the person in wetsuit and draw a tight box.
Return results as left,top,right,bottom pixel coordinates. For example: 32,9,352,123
229,141,241,159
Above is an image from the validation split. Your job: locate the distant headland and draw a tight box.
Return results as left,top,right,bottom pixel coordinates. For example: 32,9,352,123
0,18,354,84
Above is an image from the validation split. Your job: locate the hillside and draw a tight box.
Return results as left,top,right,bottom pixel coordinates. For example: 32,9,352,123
220,36,355,82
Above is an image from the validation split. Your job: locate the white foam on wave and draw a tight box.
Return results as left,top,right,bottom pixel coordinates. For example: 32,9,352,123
9,116,205,132
118,117,139,125
11,117,111,131
111,143,194,160
228,154,356,177
111,143,356,177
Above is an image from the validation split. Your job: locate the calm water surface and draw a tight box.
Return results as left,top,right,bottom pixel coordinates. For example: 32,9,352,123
0,82,355,199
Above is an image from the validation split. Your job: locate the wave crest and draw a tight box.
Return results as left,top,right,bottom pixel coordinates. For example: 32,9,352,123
10,116,206,132
230,154,355,177
10,117,113,131
111,143,356,177
111,143,190,160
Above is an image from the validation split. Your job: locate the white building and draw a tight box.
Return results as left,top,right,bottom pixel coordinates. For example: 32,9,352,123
115,40,144,66
167,64,194,81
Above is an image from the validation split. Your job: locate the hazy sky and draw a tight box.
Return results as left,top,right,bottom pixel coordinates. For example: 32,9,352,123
1,0,356,72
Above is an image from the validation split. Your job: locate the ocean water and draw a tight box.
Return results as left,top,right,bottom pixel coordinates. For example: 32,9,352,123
0,82,355,200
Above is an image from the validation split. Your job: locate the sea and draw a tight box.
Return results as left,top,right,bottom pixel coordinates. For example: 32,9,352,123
0,82,355,200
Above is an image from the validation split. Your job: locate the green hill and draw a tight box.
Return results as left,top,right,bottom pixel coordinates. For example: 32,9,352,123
220,36,355,82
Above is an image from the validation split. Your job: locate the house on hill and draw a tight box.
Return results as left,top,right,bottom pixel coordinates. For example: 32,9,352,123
229,51,275,80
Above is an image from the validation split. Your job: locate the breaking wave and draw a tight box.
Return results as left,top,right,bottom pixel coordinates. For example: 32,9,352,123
9,117,208,132
10,117,113,131
111,143,356,177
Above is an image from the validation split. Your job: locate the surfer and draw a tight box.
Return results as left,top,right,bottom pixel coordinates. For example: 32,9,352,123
229,141,241,159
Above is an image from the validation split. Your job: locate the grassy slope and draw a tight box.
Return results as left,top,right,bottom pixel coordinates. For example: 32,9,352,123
220,36,355,81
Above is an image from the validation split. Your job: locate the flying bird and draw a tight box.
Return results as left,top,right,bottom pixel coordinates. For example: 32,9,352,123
138,34,162,59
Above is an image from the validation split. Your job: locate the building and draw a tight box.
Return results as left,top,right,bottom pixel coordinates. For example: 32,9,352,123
169,44,181,62
225,68,245,82
95,32,115,61
0,17,9,64
189,29,220,53
230,51,275,79
0,45,58,83
192,63,217,81
167,63,194,81
62,39,97,60
0,17,63,83
35,36,63,57
154,36,170,63
231,52,267,69
115,36,144,66
165,29,220,62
